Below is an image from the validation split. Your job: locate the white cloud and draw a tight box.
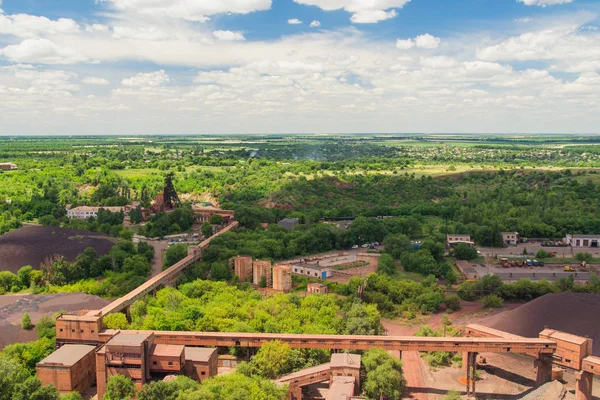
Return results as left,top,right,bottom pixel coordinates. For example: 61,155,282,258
0,38,89,64
293,0,410,23
288,18,302,25
415,34,441,49
212,30,245,41
420,56,458,69
122,70,170,87
310,20,321,28
350,9,397,23
86,24,109,33
103,0,272,21
396,34,441,49
396,38,415,49
515,17,533,23
113,26,172,40
0,13,80,37
82,77,110,85
518,0,573,6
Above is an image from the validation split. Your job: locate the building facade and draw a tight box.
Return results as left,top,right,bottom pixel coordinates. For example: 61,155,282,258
565,234,600,248
0,163,17,170
291,264,332,279
184,347,218,382
307,283,329,294
66,206,128,220
233,256,253,282
273,265,292,292
447,234,473,247
37,344,97,395
253,260,272,287
502,232,519,246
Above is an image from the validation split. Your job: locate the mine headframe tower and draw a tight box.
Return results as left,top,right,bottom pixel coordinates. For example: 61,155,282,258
153,172,181,212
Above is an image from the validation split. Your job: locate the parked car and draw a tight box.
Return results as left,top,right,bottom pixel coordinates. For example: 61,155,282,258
361,244,369,248
526,259,533,266
351,245,359,249
533,259,539,266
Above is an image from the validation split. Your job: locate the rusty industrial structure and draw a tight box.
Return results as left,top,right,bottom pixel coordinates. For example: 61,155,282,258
36,219,600,400
152,173,181,213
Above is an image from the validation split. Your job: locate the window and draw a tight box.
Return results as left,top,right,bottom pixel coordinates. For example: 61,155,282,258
91,330,95,333
72,329,75,333
168,362,173,366
153,361,157,365
201,371,206,376
59,329,63,332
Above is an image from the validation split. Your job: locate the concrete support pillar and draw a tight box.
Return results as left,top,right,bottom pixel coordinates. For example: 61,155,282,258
464,352,478,398
462,352,469,371
124,305,131,322
575,371,593,400
534,357,553,385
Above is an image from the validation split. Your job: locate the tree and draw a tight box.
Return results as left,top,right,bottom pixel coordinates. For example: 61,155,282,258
105,375,136,400
377,253,397,276
164,244,188,269
12,376,60,400
362,349,405,400
0,356,29,400
209,214,224,225
482,294,504,308
576,252,593,263
137,241,155,262
17,266,33,289
258,275,267,288
137,381,178,400
248,340,292,379
536,249,555,259
457,282,476,301
344,302,381,335
60,393,83,400
384,234,412,259
453,243,477,261
183,372,287,400
35,316,56,340
201,221,213,238
103,313,129,330
0,271,18,292
444,295,461,312
21,313,32,330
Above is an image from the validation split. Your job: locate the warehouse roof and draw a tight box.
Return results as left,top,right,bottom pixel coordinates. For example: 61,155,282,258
151,344,184,358
37,344,95,367
330,353,361,369
184,347,217,362
540,329,590,345
108,332,153,347
326,376,356,400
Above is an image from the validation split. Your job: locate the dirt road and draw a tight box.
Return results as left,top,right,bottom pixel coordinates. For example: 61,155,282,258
402,351,430,400
142,239,168,277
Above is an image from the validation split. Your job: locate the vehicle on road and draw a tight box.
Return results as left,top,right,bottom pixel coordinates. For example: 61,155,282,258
351,245,358,249
526,259,533,266
564,266,577,272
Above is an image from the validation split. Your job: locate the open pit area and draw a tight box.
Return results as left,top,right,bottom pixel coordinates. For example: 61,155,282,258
0,225,116,272
0,293,109,349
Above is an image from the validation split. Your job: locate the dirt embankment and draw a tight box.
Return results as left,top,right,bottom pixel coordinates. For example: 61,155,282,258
478,292,600,355
0,225,115,272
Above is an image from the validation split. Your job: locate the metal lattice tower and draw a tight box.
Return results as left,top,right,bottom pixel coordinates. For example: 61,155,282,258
163,172,181,209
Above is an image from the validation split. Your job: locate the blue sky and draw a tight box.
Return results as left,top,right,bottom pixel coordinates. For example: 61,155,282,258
0,0,599,134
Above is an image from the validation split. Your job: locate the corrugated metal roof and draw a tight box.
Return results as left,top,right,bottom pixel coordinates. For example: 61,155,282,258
184,347,217,362
151,344,184,357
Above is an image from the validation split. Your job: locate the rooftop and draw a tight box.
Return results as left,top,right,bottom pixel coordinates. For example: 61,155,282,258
184,347,217,362
68,206,124,212
569,234,600,239
330,353,361,369
107,332,153,347
447,234,470,237
37,344,95,367
151,344,184,358
326,376,356,400
540,329,590,345
275,363,331,383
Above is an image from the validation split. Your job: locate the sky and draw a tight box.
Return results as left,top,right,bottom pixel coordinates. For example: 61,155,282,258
0,0,599,135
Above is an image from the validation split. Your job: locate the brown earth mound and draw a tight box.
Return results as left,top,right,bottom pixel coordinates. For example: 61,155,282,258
0,225,115,273
0,293,110,349
479,293,600,355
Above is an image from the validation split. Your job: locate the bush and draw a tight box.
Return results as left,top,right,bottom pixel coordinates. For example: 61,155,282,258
482,294,504,308
576,252,593,263
21,313,32,330
103,313,129,330
457,282,476,301
445,390,462,400
453,243,478,261
536,249,555,259
444,295,461,312
105,375,136,400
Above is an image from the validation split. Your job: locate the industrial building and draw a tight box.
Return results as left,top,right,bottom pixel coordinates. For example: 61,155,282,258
66,206,129,220
277,217,299,231
192,205,234,224
36,344,96,395
232,256,253,282
502,232,519,246
565,234,600,248
307,282,329,294
184,347,218,382
291,263,332,279
0,162,17,170
253,260,272,287
273,265,292,292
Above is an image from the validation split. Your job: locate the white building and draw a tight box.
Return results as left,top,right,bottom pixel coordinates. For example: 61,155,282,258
66,206,127,220
565,234,600,248
447,234,473,247
291,264,332,279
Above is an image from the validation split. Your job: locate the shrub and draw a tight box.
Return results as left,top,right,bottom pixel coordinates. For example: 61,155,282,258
453,243,478,261
21,313,32,330
536,249,555,259
482,294,504,308
103,313,129,330
444,295,461,312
